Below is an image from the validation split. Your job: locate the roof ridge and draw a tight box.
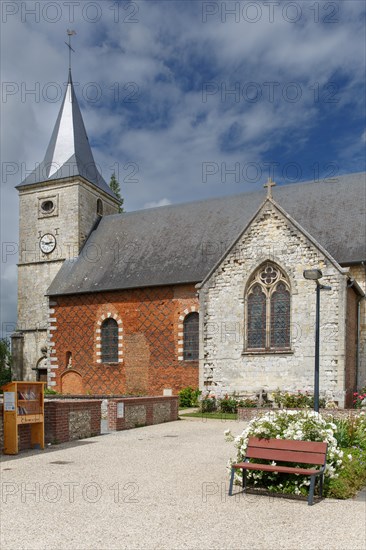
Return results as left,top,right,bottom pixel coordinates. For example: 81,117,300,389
116,170,366,216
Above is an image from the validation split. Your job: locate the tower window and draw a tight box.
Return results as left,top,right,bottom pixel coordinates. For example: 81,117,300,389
41,200,55,213
97,199,103,217
101,318,118,363
38,196,58,218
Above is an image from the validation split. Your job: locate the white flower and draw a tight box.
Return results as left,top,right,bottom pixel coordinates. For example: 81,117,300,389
347,454,353,461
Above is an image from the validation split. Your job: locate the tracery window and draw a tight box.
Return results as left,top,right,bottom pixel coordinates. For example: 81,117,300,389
101,318,119,362
183,312,199,360
246,263,290,351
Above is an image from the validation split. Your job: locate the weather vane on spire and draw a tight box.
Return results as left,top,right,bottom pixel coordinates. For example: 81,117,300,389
65,30,76,72
264,176,276,199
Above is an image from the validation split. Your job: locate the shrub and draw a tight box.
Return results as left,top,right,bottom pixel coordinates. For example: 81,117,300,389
226,409,343,496
326,445,366,499
201,397,217,413
220,396,238,414
0,338,12,390
238,398,258,408
353,387,366,409
178,387,201,408
331,412,366,450
44,387,59,395
272,389,326,409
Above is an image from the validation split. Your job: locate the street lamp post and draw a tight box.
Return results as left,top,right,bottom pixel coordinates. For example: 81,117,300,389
303,269,332,412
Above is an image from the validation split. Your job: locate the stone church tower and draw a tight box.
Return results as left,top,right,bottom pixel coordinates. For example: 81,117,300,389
12,70,120,381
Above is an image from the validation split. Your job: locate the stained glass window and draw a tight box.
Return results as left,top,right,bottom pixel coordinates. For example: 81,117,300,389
247,284,266,349
270,283,290,348
101,318,119,363
183,312,199,360
246,264,291,351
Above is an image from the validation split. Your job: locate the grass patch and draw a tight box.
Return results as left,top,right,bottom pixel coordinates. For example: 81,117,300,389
326,446,366,499
180,411,238,420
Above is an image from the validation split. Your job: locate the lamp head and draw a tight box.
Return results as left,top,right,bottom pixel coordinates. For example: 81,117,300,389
303,269,323,281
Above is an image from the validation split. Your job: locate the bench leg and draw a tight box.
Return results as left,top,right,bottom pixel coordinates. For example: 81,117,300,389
243,469,247,492
228,467,235,496
319,474,323,498
308,475,316,506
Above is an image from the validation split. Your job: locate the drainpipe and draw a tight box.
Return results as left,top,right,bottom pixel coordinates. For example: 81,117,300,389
356,299,361,389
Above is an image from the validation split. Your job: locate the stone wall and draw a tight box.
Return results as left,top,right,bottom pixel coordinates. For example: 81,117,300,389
45,400,101,444
49,284,199,395
78,182,119,246
108,396,179,431
199,200,352,407
237,407,362,422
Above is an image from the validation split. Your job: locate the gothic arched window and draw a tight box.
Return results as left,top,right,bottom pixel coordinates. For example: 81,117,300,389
246,263,291,351
101,318,118,362
183,312,199,360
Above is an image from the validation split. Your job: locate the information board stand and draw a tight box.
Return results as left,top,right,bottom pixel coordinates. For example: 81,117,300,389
2,381,45,455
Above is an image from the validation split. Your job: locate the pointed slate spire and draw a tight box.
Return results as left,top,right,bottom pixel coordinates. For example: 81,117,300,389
18,70,116,199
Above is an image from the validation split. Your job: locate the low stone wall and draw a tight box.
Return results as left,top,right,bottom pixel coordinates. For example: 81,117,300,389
1,396,178,453
45,400,101,444
108,396,178,431
0,399,101,453
237,407,361,422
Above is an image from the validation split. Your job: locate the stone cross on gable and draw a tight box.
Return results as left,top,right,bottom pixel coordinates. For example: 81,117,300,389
264,177,276,199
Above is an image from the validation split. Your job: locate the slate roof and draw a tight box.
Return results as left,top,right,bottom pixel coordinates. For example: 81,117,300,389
17,71,117,200
48,171,366,296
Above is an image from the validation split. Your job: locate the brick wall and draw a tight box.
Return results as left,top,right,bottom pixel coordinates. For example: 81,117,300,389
108,396,178,431
0,400,101,452
45,400,101,444
49,284,199,396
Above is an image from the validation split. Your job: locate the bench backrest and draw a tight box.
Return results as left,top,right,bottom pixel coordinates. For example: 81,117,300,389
246,437,327,466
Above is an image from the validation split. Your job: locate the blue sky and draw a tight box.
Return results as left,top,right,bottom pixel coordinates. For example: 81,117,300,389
1,0,365,336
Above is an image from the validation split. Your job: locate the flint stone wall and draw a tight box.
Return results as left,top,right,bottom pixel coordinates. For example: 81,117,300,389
200,201,351,407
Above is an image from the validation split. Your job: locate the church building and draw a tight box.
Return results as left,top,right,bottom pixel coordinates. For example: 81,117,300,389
13,69,366,407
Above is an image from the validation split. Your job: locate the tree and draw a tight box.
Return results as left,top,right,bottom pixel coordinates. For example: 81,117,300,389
0,338,12,387
109,172,124,213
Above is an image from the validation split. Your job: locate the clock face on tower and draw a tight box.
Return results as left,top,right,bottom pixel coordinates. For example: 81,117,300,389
39,233,56,254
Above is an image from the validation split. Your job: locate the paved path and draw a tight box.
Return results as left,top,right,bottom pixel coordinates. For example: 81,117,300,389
1,418,365,550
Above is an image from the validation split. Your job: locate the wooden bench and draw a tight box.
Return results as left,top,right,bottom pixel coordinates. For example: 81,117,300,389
228,436,328,505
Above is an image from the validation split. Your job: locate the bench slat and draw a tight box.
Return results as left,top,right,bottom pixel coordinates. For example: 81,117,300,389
233,462,320,475
248,437,327,453
245,447,326,465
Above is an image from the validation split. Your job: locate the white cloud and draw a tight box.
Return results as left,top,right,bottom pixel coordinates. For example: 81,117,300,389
1,0,365,332
143,198,172,209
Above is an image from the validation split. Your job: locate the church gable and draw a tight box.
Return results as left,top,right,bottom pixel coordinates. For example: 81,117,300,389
200,198,350,406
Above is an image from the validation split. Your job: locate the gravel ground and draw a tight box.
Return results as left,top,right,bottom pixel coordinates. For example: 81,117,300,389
1,417,365,550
